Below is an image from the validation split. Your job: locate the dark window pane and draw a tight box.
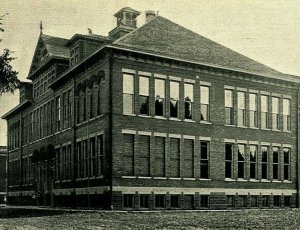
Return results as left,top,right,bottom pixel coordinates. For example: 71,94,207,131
139,96,149,115
155,97,164,116
225,144,233,160
238,162,244,178
262,164,267,179
170,100,178,118
171,195,179,208
225,162,232,178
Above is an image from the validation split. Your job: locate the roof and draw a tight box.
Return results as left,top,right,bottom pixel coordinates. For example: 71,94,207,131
41,34,69,59
1,100,32,120
66,33,110,46
112,16,287,78
114,7,140,17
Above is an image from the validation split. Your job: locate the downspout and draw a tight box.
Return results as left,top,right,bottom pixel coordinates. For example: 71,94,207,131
6,121,9,204
20,111,23,198
72,72,77,208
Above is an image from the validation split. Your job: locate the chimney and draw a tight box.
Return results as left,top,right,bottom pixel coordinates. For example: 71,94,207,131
145,10,156,23
108,7,140,40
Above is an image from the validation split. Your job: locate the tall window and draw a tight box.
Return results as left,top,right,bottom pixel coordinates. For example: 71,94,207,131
249,93,258,127
283,98,291,131
272,97,279,130
183,139,194,178
273,147,279,180
170,81,180,118
63,92,68,128
184,83,193,119
123,134,134,176
68,89,72,127
283,148,290,180
225,90,234,125
225,143,233,178
249,145,257,179
154,136,165,177
200,86,210,121
97,135,104,176
237,92,246,126
155,79,165,116
123,74,134,114
83,139,88,178
90,137,96,177
56,96,61,131
139,76,149,115
261,95,269,129
200,141,209,179
238,144,245,179
139,135,150,176
261,146,268,179
170,138,180,177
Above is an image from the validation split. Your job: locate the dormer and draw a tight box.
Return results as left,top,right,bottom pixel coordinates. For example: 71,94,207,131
19,82,33,103
108,7,140,40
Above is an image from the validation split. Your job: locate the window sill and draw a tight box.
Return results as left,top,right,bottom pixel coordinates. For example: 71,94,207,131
198,178,211,181
169,177,181,180
237,125,248,129
184,119,195,123
122,176,136,179
224,178,235,182
169,118,181,122
283,180,292,183
153,177,167,180
224,124,235,127
137,176,152,179
138,115,151,118
272,129,281,132
260,179,271,183
249,126,259,130
272,180,281,183
154,116,167,120
283,130,292,133
183,178,196,180
200,121,211,125
237,179,248,182
249,179,259,182
261,128,271,131
122,113,136,117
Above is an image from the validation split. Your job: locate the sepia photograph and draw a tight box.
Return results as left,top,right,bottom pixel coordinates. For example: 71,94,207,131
0,0,300,229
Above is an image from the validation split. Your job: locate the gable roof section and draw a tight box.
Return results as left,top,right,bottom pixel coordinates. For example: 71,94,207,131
111,16,285,78
28,34,69,76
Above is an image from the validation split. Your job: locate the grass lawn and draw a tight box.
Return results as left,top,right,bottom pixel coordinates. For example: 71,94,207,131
0,209,298,229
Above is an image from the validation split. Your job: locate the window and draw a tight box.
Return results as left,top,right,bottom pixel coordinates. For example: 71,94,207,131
225,90,234,125
200,86,210,121
140,195,149,208
262,195,269,207
226,195,235,207
170,195,179,208
123,194,134,208
225,143,233,178
249,145,257,179
283,98,291,131
273,195,280,207
239,195,247,207
139,76,149,115
63,92,68,128
284,196,291,207
55,148,60,181
90,137,96,177
261,146,268,179
68,89,72,127
139,135,150,176
170,81,179,118
183,139,194,178
97,135,104,176
123,134,134,176
155,79,165,116
56,96,61,131
273,147,279,180
238,144,245,179
77,142,83,178
272,97,279,130
170,138,180,178
155,195,165,208
183,195,194,209
154,136,165,177
200,195,209,208
283,148,290,180
200,141,209,179
123,74,134,114
184,83,194,119
249,93,258,127
261,95,269,129
250,196,258,207
83,139,88,178
237,92,246,126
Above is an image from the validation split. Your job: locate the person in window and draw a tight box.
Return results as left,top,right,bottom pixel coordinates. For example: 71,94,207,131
155,95,164,116
185,96,192,119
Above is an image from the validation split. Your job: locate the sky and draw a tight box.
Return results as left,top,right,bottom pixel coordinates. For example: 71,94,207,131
0,0,300,145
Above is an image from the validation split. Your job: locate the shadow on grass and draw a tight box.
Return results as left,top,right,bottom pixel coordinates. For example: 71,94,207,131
0,208,65,218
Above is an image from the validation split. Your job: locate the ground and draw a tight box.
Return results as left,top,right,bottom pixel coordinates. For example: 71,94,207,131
0,209,298,229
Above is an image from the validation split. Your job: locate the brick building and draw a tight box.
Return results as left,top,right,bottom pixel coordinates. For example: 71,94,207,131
2,7,300,209
0,146,7,203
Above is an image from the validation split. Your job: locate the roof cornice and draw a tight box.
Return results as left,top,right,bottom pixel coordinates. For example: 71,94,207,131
1,100,32,120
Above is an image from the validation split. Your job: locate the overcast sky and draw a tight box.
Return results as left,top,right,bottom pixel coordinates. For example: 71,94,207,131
0,0,300,145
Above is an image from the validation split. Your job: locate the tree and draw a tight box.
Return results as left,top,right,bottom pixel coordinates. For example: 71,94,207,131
0,13,20,94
